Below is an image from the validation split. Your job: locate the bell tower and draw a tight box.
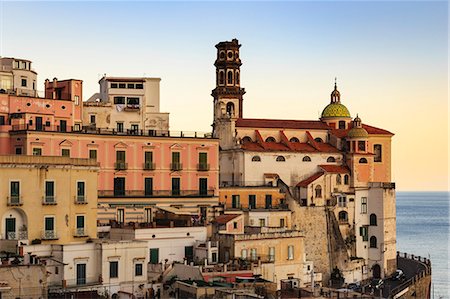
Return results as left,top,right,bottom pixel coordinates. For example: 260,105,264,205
212,39,246,143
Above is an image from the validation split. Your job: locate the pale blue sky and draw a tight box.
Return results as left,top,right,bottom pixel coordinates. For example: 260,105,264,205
0,1,448,191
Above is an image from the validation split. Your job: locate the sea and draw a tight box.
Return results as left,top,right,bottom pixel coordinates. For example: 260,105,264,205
396,192,449,299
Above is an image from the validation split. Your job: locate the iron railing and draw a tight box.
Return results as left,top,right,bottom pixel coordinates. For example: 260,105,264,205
197,163,210,171
170,163,183,171
98,189,215,198
7,195,22,206
43,196,57,205
42,230,58,240
143,162,156,170
114,162,128,170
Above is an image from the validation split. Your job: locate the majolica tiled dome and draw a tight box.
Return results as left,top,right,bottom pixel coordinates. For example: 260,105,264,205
347,114,368,138
321,82,351,119
321,103,351,118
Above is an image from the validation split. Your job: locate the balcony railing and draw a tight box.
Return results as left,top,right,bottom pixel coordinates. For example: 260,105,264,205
43,196,57,205
74,195,87,204
6,231,28,240
197,163,210,171
170,163,183,171
98,189,215,198
74,228,87,237
42,230,58,240
10,124,215,139
7,195,22,206
143,162,156,170
115,162,128,170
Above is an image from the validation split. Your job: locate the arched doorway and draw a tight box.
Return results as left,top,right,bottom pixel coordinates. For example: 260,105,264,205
372,264,381,278
2,208,28,240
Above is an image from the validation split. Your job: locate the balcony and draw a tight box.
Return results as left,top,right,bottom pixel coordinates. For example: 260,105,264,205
74,228,88,237
7,195,22,206
42,230,58,240
98,189,215,198
74,195,87,204
42,196,57,205
143,162,156,170
197,163,210,171
5,231,28,240
170,163,183,171
114,162,128,170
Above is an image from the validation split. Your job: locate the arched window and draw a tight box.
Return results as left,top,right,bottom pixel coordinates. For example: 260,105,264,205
251,156,261,162
370,236,377,248
242,136,252,143
276,156,285,162
336,174,342,185
315,185,322,198
227,70,233,85
236,71,240,85
344,175,349,185
359,158,368,164
219,51,225,60
314,138,323,143
302,156,311,162
219,71,225,85
289,137,300,143
370,214,377,226
338,211,348,223
338,121,346,129
327,156,335,162
265,137,276,142
226,102,235,117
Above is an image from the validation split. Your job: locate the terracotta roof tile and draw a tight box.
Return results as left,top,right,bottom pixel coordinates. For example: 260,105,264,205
214,214,241,224
318,165,350,173
330,123,394,138
236,118,330,130
296,172,324,187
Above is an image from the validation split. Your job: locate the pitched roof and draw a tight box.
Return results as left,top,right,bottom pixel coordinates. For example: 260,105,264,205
330,123,394,138
296,172,324,187
236,118,330,130
214,214,241,224
318,165,350,174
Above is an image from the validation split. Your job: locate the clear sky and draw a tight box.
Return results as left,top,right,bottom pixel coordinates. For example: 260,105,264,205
0,1,448,191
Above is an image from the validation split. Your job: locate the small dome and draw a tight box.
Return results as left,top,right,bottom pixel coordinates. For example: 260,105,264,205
347,127,368,138
321,103,351,118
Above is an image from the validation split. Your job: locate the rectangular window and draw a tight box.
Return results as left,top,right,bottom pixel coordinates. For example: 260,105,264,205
136,83,144,89
359,226,369,241
135,263,143,276
199,178,208,196
127,97,140,105
338,196,347,208
127,83,135,89
280,218,285,227
171,177,180,196
149,248,159,264
288,245,294,260
0,115,5,125
21,78,27,87
59,120,67,132
241,249,248,259
144,177,153,196
265,195,272,209
248,195,256,209
115,151,126,170
76,215,85,229
144,151,154,169
32,148,42,156
45,181,55,203
198,152,208,170
76,263,86,285
90,115,96,124
61,149,70,157
250,248,257,261
233,222,238,229
374,144,382,162
74,95,80,106
116,122,124,133
111,83,118,88
118,83,126,88
131,124,139,134
15,147,22,155
114,96,125,104
171,152,181,170
361,197,368,214
358,141,366,151
10,181,20,203
117,208,125,223
77,182,85,202
269,247,275,262
109,261,118,278
44,217,55,232
89,149,97,160
232,195,240,209
114,177,125,196
144,208,152,223
259,218,266,227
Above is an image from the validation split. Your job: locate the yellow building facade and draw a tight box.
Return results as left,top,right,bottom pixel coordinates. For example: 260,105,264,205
0,155,98,245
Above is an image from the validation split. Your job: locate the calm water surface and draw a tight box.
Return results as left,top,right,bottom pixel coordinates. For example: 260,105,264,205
396,192,449,298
